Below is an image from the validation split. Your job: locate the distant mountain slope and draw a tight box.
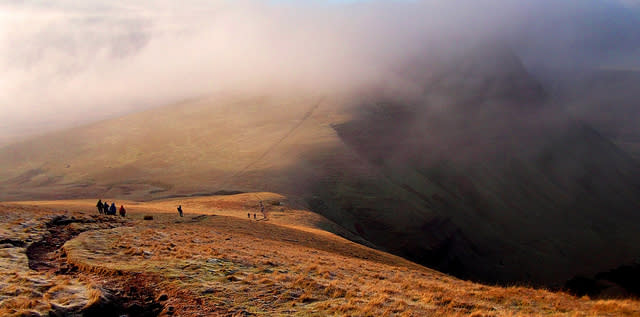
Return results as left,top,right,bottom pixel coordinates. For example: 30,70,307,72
2,48,640,290
0,95,352,200
304,52,640,287
315,103,640,287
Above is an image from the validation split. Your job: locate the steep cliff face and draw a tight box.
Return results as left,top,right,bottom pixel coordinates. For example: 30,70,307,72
303,48,640,286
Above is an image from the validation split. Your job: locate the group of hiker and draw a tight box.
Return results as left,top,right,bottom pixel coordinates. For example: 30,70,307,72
96,199,126,217
97,200,185,218
96,199,266,220
248,201,267,220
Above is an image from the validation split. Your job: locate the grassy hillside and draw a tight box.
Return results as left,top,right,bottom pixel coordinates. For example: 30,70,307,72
2,50,640,292
0,95,353,201
1,197,639,316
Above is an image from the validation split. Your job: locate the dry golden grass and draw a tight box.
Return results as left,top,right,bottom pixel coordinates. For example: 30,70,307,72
0,95,352,202
2,195,640,316
0,205,108,316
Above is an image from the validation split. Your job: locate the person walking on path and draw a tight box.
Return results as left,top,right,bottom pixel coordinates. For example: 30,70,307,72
119,205,126,217
248,213,251,219
109,202,117,216
177,205,183,217
96,200,103,214
260,201,266,219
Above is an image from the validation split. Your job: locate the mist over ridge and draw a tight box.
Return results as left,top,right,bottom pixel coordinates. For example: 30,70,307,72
2,0,640,143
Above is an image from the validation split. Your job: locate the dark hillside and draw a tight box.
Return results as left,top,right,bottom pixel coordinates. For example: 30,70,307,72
302,50,640,288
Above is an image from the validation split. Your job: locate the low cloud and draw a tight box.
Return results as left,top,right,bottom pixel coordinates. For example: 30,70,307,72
1,0,639,142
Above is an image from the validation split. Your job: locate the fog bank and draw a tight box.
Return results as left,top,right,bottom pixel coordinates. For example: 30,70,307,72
1,0,640,142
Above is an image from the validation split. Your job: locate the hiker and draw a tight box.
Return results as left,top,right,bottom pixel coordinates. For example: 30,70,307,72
96,199,103,214
177,205,183,217
260,201,265,218
253,213,256,220
248,213,250,219
119,205,126,217
109,202,117,216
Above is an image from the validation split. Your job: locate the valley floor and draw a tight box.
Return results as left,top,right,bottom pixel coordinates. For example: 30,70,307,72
1,193,638,316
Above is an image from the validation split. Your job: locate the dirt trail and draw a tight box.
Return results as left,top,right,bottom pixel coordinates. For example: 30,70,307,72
22,215,169,316
26,215,109,271
221,97,324,187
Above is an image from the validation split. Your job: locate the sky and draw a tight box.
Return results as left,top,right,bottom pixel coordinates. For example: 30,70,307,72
1,0,640,145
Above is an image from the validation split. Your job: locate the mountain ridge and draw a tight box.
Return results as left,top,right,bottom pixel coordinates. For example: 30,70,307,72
2,49,640,292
